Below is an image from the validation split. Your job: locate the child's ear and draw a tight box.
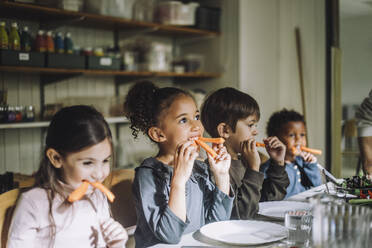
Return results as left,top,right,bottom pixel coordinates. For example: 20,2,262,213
46,148,63,168
217,123,232,139
148,127,166,143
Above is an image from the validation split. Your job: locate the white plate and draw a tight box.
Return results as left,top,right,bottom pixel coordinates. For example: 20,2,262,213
258,201,312,220
199,220,287,245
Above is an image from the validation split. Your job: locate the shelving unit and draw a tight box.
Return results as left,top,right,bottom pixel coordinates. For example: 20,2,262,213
0,1,219,36
0,0,222,172
0,66,220,78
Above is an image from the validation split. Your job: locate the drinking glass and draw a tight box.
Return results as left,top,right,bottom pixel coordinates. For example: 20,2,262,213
284,210,312,247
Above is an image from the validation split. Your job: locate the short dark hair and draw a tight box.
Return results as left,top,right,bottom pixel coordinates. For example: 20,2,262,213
266,109,305,137
124,80,192,139
201,87,260,137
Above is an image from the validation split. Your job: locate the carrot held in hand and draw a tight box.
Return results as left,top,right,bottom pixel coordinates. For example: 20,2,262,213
68,181,90,203
195,139,218,159
67,180,116,203
292,146,322,155
300,146,322,155
89,181,115,203
256,142,265,147
198,137,225,144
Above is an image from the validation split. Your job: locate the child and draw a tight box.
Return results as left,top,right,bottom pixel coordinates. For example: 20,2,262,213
201,87,289,219
124,81,234,248
7,105,128,248
260,109,322,198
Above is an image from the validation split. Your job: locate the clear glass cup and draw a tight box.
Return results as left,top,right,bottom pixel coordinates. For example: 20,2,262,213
284,210,312,247
310,195,372,248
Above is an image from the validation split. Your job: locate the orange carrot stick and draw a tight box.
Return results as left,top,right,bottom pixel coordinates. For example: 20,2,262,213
68,181,90,203
195,139,218,159
300,146,322,155
89,181,115,203
256,142,265,147
198,137,225,144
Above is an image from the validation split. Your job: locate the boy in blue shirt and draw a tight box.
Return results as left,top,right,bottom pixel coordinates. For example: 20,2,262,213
260,109,322,198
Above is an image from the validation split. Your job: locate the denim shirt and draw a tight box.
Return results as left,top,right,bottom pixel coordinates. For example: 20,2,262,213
132,157,234,248
260,156,322,199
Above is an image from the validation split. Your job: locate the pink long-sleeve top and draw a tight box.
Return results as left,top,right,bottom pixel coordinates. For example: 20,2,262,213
7,183,111,248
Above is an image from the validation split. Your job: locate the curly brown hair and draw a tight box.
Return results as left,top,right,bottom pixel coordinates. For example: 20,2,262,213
123,81,192,140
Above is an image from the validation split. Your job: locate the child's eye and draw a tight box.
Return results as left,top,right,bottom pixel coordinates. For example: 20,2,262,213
301,133,306,137
179,117,187,124
194,114,200,120
103,159,111,165
248,123,257,128
289,134,295,138
83,161,93,166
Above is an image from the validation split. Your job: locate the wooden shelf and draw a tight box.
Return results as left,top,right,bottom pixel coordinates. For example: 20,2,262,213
0,1,219,36
0,116,128,129
0,66,221,78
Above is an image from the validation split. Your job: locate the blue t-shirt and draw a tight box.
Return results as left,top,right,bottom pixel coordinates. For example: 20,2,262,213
260,156,322,198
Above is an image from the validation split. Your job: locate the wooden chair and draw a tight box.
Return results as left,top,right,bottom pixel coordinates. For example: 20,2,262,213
107,169,136,228
106,169,136,248
0,188,20,248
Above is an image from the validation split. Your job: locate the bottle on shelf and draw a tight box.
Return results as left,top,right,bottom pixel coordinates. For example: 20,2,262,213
54,32,64,54
64,32,73,54
45,30,55,53
8,22,20,51
20,26,32,52
0,21,8,50
35,30,46,52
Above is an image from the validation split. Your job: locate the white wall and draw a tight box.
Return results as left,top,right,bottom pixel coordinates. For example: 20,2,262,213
341,15,372,105
239,0,326,164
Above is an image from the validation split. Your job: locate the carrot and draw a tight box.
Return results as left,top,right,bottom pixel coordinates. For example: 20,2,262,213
300,146,322,155
68,181,90,203
198,137,225,144
256,142,265,147
89,181,115,203
195,139,218,159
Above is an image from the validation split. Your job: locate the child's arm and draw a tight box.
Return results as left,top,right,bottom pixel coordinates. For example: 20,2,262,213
168,141,199,222
260,159,290,201
100,218,128,248
207,143,231,195
240,138,261,171
7,193,38,247
263,136,286,166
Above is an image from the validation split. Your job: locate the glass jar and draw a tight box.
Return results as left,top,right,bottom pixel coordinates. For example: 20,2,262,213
25,105,35,122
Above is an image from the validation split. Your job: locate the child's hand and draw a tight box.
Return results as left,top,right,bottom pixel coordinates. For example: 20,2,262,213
240,138,261,171
101,218,128,248
263,136,286,166
208,144,231,176
172,141,199,186
301,151,317,163
208,143,231,195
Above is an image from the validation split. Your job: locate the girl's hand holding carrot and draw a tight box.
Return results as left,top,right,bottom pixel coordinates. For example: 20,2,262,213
240,138,261,171
100,217,128,248
207,143,231,195
172,140,199,186
263,137,286,166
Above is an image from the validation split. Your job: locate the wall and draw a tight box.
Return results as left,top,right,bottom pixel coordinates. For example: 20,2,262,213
341,15,372,105
239,0,326,164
